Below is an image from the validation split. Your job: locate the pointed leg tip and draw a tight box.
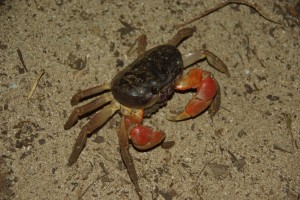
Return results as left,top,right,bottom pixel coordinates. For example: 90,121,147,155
70,96,80,106
167,112,191,122
67,154,77,166
64,120,76,130
208,110,217,119
68,153,79,166
64,124,71,130
225,70,231,78
166,115,179,121
67,161,74,167
64,113,78,130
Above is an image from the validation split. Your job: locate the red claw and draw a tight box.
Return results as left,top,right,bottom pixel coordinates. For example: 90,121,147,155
169,68,219,121
130,125,165,150
124,110,165,150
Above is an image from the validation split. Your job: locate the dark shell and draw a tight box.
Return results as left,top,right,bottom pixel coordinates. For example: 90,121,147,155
111,45,183,108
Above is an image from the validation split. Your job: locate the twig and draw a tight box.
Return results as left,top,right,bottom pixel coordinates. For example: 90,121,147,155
285,113,298,151
27,70,45,99
17,48,28,72
77,175,104,200
176,0,281,29
196,157,216,197
78,162,108,200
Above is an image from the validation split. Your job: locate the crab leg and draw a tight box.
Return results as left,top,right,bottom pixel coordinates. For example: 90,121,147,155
68,102,119,166
183,50,230,77
118,109,165,198
64,93,113,130
169,68,219,121
70,84,110,106
127,34,147,56
207,81,221,117
167,27,195,47
118,116,142,199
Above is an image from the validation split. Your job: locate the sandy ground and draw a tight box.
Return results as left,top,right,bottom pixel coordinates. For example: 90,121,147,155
1,0,300,199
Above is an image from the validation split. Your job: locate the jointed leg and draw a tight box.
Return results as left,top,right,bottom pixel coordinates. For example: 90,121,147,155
70,84,110,105
127,34,147,57
68,102,119,166
118,116,142,199
167,27,195,47
183,50,230,77
117,109,165,198
136,35,147,56
64,93,113,130
208,81,221,117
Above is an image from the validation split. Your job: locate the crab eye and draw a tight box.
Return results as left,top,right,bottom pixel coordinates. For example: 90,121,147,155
151,86,160,94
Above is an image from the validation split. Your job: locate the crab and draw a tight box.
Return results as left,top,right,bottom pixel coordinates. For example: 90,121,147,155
64,1,278,198
64,27,229,197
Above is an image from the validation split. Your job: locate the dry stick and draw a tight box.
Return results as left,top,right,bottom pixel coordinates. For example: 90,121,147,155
175,0,281,29
17,48,28,72
77,175,104,200
196,157,216,197
78,163,109,200
285,114,297,151
27,70,45,99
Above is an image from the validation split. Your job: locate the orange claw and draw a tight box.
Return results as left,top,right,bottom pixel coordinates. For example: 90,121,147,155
175,68,202,90
124,110,165,150
130,125,165,150
169,68,218,121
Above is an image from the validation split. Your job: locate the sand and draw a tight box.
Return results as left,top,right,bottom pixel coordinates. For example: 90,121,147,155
1,0,299,199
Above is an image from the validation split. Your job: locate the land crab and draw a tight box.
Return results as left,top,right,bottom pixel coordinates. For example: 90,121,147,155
64,27,229,196
64,0,279,198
